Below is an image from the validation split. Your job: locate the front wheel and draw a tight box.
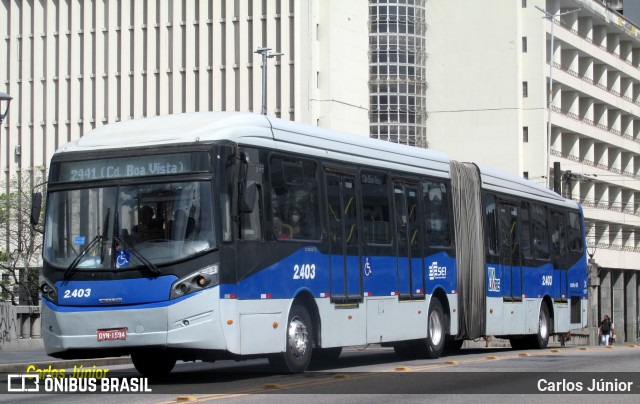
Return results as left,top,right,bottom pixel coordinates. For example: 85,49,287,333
269,304,313,372
425,298,446,359
131,349,176,379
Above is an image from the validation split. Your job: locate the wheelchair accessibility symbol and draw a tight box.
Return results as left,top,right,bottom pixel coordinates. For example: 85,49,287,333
363,257,372,276
116,250,130,268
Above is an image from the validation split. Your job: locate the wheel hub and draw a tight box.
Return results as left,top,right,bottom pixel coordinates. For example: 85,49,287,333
429,310,443,346
287,316,308,359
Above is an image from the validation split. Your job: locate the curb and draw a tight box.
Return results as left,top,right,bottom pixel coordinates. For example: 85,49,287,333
0,357,132,374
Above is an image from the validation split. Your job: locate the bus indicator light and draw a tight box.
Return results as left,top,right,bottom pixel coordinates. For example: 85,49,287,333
320,292,329,298
260,293,271,299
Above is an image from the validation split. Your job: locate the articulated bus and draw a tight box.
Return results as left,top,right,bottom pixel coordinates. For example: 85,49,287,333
33,112,588,377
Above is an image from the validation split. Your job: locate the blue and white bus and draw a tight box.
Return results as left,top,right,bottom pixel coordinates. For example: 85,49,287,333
34,112,588,377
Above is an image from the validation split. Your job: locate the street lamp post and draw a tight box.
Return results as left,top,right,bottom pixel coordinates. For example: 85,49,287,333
255,47,284,115
0,92,12,126
535,7,580,189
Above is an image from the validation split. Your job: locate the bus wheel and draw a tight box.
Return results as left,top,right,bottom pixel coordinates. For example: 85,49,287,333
131,350,176,379
531,304,550,349
269,304,313,372
425,298,445,359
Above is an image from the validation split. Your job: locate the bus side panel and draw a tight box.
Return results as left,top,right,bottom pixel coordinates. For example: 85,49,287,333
238,299,291,355
317,298,366,347
365,297,428,344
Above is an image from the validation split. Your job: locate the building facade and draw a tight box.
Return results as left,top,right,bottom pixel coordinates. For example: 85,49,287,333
427,0,640,342
368,0,428,147
0,0,371,178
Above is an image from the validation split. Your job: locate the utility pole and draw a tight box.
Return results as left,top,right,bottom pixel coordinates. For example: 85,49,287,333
535,7,580,189
254,47,284,115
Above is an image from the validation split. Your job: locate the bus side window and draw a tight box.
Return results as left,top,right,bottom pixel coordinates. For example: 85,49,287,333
484,194,498,255
519,201,532,259
269,156,320,240
531,203,549,260
361,172,391,245
567,211,583,252
550,210,566,264
423,180,450,248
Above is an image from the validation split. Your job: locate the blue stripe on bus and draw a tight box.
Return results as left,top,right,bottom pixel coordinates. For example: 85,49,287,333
234,248,459,300
43,288,202,312
54,275,179,307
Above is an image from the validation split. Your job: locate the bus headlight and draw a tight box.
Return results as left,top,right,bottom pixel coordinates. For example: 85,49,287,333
40,279,58,304
170,264,219,299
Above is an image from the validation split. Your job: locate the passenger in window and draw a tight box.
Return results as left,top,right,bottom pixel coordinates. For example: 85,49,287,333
273,217,290,240
287,207,305,239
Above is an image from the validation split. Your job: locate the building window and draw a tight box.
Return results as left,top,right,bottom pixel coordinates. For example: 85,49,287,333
522,0,527,7
523,126,529,142
522,37,527,53
523,81,528,98
523,171,529,179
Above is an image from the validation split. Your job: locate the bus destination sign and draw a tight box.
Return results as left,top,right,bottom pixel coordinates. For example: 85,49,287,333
55,152,208,183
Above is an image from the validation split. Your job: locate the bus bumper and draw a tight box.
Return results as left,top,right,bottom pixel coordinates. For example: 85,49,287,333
41,287,227,356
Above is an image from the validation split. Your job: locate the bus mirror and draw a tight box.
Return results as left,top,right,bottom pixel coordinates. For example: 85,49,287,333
31,192,42,226
241,182,257,213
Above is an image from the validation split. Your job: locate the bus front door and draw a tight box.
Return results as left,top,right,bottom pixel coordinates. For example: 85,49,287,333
326,173,362,304
498,201,522,301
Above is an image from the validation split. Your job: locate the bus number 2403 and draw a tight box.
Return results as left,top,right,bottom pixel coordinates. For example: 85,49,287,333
63,288,92,298
293,264,316,280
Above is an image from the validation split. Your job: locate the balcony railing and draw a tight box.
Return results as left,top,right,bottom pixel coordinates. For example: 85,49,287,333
552,61,640,108
577,196,640,217
550,105,640,144
554,18,640,72
550,148,640,180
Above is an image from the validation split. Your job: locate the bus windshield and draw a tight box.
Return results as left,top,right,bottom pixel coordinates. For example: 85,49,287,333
44,180,215,270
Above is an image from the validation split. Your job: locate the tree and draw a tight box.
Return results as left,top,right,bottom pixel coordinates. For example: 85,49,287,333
0,168,46,305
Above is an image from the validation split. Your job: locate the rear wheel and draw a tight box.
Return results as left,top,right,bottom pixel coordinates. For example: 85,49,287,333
131,349,176,379
269,304,313,372
425,298,445,359
530,304,550,349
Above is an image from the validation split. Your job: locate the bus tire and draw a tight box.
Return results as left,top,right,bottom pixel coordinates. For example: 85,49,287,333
131,350,176,379
425,298,445,359
531,303,550,349
269,304,313,372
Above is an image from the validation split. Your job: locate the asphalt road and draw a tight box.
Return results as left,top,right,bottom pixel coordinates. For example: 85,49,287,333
1,343,639,403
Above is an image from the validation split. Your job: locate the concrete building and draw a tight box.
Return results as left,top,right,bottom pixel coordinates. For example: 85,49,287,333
427,0,639,342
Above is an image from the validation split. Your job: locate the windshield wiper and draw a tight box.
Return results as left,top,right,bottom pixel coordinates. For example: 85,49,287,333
64,235,104,279
113,235,161,276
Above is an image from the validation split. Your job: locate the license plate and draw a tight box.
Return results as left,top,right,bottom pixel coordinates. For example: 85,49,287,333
97,328,127,341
